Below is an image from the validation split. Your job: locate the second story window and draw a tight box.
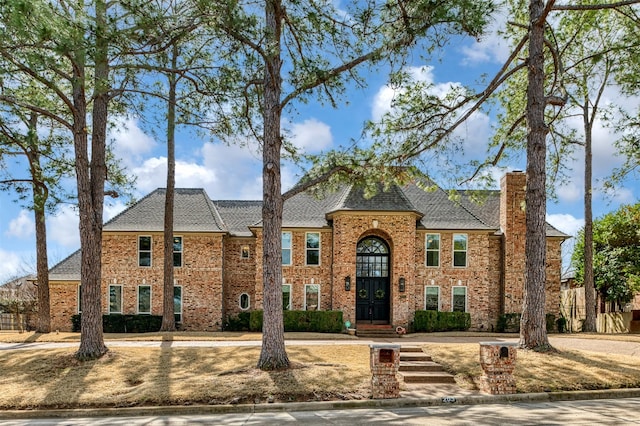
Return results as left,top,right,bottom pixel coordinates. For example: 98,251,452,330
173,236,183,267
425,234,440,267
453,234,468,267
282,231,292,265
139,236,152,267
305,232,320,265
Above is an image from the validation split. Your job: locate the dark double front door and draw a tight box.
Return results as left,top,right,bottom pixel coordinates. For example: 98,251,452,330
355,237,390,323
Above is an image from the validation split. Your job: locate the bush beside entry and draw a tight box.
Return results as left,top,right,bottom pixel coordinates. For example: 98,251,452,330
413,310,471,332
241,310,343,333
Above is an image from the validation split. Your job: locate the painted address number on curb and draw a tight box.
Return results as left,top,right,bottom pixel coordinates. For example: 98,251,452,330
442,396,457,403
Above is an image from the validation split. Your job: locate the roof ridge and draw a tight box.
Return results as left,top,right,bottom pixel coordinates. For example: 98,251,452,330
202,190,228,233
446,187,493,228
103,188,161,227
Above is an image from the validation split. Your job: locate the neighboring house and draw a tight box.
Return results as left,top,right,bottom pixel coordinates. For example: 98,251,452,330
0,275,37,330
48,171,568,332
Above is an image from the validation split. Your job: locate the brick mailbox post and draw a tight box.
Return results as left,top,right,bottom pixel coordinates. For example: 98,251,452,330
369,344,401,399
479,341,518,394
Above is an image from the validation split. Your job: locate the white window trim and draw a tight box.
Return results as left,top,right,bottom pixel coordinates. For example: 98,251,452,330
304,284,320,311
424,285,440,311
305,232,321,266
451,286,468,313
173,235,183,268
425,233,440,267
138,235,152,267
282,284,292,310
239,293,250,310
452,233,468,268
282,231,292,266
108,284,123,314
174,285,183,323
241,245,250,259
137,285,152,315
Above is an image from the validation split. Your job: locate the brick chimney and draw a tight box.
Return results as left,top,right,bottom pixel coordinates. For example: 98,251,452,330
500,172,526,314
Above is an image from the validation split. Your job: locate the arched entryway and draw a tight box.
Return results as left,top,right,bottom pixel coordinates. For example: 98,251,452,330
356,236,390,323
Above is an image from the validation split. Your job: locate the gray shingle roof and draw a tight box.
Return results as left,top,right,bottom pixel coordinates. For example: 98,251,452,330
49,250,81,281
104,188,225,233
215,200,263,237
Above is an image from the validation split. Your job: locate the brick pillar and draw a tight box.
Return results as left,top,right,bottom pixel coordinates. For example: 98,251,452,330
479,342,517,394
370,344,401,398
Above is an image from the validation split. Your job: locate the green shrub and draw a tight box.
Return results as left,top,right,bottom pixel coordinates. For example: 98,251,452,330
71,314,163,333
413,310,471,332
249,310,343,333
224,312,251,331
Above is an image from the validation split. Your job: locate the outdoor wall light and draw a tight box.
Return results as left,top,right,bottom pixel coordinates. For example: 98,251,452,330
399,277,406,293
345,276,351,291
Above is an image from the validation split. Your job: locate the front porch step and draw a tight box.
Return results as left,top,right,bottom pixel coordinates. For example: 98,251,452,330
399,361,443,372
400,353,433,362
398,345,456,385
356,325,397,338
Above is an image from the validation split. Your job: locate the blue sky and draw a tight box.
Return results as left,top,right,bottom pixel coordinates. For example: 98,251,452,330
0,10,638,283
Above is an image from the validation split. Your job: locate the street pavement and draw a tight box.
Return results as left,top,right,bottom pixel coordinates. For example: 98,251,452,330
1,397,640,425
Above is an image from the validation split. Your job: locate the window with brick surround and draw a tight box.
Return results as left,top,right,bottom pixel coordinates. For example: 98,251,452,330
304,284,320,311
109,285,123,314
138,236,152,267
77,285,82,314
305,232,320,265
137,285,151,314
425,234,440,267
282,284,291,310
424,286,440,311
174,286,182,323
239,293,250,310
452,286,467,312
453,234,468,267
241,246,250,259
173,236,183,267
282,232,292,265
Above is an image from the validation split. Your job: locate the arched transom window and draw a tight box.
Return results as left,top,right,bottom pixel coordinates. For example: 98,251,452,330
356,237,389,277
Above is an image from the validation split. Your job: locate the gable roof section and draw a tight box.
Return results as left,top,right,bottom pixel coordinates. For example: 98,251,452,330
104,188,225,233
49,249,81,281
400,183,497,230
328,183,421,214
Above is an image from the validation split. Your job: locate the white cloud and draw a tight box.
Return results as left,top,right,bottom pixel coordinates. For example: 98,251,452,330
372,66,464,121
547,213,584,237
459,8,511,66
47,205,80,248
288,119,333,153
0,249,25,284
6,210,34,239
201,142,263,199
110,116,157,167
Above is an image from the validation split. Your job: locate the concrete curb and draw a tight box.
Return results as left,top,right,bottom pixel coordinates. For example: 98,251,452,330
2,388,640,420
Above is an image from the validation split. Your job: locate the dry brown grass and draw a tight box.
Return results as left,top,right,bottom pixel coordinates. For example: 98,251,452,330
0,345,370,410
0,331,357,343
426,343,640,393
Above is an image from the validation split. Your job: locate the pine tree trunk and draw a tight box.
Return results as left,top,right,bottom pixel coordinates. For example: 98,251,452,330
34,187,50,333
76,0,108,360
27,114,51,334
257,0,290,370
161,44,178,332
582,97,597,332
520,0,550,351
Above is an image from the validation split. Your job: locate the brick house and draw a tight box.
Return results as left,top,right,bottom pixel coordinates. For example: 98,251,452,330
48,171,568,332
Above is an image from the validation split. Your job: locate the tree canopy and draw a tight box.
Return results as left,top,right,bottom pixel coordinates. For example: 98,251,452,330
572,203,640,305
